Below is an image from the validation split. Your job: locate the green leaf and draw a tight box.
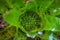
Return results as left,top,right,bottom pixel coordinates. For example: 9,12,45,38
35,0,54,12
41,31,51,40
14,29,27,40
0,0,8,13
55,18,60,31
3,8,27,33
42,15,57,31
24,1,37,11
48,0,60,16
3,8,21,26
13,0,24,8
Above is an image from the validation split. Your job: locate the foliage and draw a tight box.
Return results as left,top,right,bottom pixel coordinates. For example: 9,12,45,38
0,0,60,40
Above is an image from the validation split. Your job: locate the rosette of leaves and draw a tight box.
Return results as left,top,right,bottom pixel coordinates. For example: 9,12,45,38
3,0,42,34
2,0,60,40
19,10,41,33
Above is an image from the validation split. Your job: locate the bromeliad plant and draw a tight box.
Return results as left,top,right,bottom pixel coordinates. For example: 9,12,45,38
0,0,60,40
